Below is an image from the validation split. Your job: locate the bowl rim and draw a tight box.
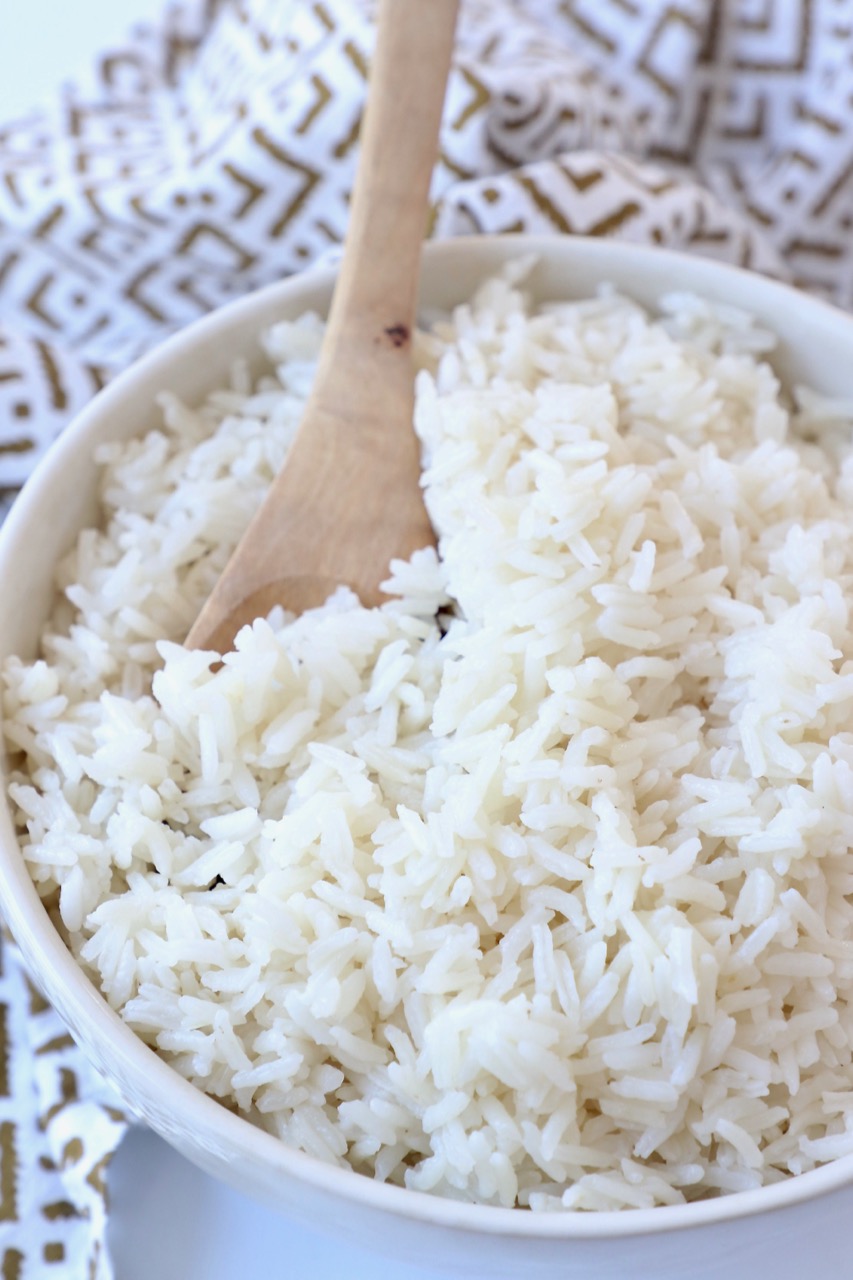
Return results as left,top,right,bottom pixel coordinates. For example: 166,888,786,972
3,232,853,1239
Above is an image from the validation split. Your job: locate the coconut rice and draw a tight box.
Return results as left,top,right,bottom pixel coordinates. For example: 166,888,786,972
4,266,853,1211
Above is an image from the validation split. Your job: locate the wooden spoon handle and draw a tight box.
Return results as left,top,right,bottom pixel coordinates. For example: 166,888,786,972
186,0,458,651
316,0,460,417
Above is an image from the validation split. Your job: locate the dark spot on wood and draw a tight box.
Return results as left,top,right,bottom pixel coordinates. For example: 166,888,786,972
383,323,409,348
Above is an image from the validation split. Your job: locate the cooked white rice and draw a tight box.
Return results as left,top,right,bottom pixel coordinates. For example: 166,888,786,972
5,266,853,1211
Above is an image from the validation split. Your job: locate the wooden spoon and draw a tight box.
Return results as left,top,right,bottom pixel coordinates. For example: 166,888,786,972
186,0,459,652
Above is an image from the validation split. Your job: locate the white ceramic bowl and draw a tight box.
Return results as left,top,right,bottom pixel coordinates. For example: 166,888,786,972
3,236,853,1280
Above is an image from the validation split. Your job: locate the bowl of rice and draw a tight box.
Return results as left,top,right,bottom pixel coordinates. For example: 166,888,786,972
2,235,853,1278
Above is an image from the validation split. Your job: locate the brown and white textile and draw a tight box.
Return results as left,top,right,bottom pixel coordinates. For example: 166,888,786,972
0,1,846,1273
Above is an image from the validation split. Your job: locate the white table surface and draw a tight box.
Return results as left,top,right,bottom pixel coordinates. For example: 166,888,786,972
4,5,853,1278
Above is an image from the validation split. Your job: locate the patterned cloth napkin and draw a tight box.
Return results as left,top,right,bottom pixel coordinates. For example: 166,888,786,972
0,0,847,1273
